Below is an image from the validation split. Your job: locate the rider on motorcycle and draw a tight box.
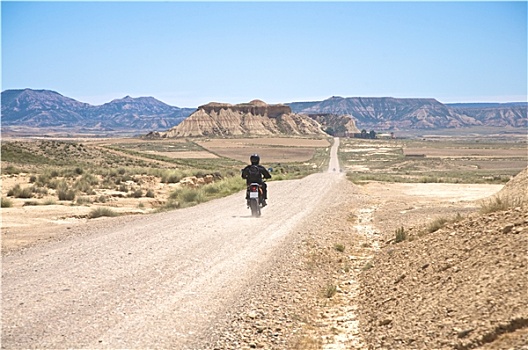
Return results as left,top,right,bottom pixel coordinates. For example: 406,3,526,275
241,154,271,206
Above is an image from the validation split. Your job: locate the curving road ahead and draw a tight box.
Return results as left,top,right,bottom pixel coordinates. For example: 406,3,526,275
2,138,343,349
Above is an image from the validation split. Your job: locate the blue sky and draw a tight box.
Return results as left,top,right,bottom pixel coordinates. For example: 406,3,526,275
2,1,527,107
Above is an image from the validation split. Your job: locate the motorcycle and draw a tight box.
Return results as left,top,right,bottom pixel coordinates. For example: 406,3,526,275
246,182,264,217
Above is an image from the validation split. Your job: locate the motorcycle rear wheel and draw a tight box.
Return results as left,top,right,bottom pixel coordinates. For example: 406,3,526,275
250,199,261,217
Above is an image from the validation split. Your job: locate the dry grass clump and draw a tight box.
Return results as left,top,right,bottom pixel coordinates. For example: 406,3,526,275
88,207,120,219
76,196,92,205
479,195,524,214
393,213,465,243
1,197,13,208
395,226,407,243
426,217,450,234
426,213,464,233
162,176,245,210
7,184,33,199
324,284,338,298
334,243,346,252
57,183,76,201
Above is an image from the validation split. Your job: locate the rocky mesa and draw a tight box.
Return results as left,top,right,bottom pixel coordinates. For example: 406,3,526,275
151,100,330,138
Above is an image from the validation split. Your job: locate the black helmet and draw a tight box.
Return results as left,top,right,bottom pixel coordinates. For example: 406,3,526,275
250,154,260,165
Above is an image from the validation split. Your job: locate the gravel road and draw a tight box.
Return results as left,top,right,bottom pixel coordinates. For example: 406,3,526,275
2,139,344,349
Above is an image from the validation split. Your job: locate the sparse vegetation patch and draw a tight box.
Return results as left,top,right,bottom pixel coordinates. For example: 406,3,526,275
1,197,14,208
88,207,120,219
479,195,523,214
394,226,407,243
340,137,526,185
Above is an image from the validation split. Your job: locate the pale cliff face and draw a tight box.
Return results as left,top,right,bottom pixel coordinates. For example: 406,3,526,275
162,101,327,138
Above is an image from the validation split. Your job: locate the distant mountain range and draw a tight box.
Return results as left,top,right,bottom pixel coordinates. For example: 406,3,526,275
1,89,194,134
287,96,527,129
1,89,526,136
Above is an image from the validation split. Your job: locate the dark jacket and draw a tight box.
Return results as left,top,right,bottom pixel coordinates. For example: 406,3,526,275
241,164,271,184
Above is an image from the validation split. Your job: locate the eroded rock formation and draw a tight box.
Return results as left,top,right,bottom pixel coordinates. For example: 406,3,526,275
158,100,326,138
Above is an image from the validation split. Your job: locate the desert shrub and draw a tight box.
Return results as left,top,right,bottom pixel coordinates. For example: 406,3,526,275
42,199,56,205
96,195,108,203
203,184,220,195
57,183,76,201
168,187,204,208
160,176,245,211
419,213,465,237
324,284,338,298
58,189,76,201
420,176,441,183
427,217,449,233
74,179,93,194
334,243,346,252
29,175,37,183
121,174,133,182
1,197,13,208
74,167,84,175
145,189,155,198
31,185,48,196
118,184,128,193
129,189,143,198
61,168,81,179
101,178,115,189
7,184,33,199
362,261,374,271
162,199,181,210
23,201,40,206
36,174,50,186
2,165,23,175
7,184,20,196
223,176,245,193
47,178,64,190
88,207,120,219
76,196,92,205
272,174,285,181
193,170,206,178
180,188,204,204
36,170,60,186
161,171,183,183
80,173,99,185
395,226,407,243
203,176,245,197
480,195,522,214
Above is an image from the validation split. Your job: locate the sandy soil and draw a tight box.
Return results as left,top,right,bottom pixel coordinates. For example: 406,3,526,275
196,137,330,148
196,137,330,163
